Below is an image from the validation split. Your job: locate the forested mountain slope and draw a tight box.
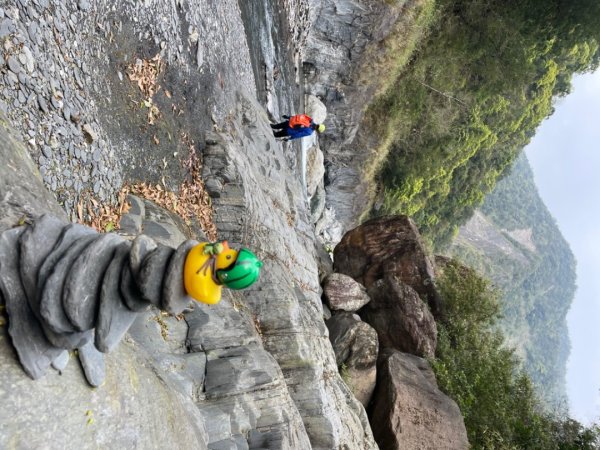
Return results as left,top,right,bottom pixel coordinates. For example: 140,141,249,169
450,153,576,412
368,0,600,248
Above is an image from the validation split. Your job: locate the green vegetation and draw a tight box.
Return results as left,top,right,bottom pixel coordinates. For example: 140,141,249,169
484,154,575,410
367,0,600,248
356,0,600,442
433,260,599,449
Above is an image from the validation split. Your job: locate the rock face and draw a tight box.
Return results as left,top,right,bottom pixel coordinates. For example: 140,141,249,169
363,275,437,358
334,215,443,317
0,212,213,386
304,0,423,242
323,272,370,312
0,121,312,449
326,312,378,406
201,92,377,449
369,349,470,450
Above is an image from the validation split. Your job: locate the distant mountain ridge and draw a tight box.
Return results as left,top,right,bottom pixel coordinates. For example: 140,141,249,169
450,152,576,412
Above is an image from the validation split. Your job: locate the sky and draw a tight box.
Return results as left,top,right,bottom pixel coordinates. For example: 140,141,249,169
525,70,600,425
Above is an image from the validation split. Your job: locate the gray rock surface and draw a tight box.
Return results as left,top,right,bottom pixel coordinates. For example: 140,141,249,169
304,0,412,243
0,115,66,232
0,326,209,448
369,350,469,450
0,0,394,448
323,272,371,311
202,93,377,449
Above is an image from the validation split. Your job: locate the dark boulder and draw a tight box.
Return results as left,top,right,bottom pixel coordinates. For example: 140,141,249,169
334,215,443,317
369,349,469,450
363,275,437,358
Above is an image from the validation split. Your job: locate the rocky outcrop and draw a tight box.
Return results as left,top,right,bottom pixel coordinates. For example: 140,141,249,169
326,312,378,407
323,273,370,311
334,215,443,317
369,350,470,450
0,123,312,448
199,92,378,449
304,0,428,242
363,275,437,358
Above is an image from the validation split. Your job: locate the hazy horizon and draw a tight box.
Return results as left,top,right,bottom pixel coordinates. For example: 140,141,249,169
525,70,600,425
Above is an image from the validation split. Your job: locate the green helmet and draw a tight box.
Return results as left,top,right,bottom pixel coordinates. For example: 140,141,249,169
216,248,263,290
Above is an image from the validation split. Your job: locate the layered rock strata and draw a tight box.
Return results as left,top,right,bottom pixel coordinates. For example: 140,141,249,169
0,214,197,386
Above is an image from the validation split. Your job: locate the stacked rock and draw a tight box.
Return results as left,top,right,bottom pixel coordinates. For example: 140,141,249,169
0,214,198,387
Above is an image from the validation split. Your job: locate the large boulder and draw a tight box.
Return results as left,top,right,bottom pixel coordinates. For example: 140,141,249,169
323,273,370,312
369,349,470,450
326,312,378,406
363,275,436,358
334,215,443,317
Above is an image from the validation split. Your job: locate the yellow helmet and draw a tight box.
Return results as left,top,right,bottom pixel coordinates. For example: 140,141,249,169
317,124,326,133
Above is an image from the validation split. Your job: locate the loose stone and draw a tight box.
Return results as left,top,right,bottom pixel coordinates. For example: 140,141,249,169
77,340,105,387
7,56,21,74
63,233,123,331
162,240,197,315
0,227,64,379
39,234,98,334
120,262,151,312
51,350,70,372
129,234,157,275
37,94,48,113
137,244,175,306
95,242,138,353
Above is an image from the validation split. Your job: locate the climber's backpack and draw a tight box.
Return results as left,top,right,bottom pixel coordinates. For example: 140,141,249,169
289,114,312,128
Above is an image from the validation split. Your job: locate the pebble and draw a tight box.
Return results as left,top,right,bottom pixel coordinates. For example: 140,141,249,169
51,350,70,372
7,56,22,74
78,0,91,12
77,340,105,387
37,94,48,113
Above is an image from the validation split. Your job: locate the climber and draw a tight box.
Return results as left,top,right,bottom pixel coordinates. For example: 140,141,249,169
270,113,325,141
